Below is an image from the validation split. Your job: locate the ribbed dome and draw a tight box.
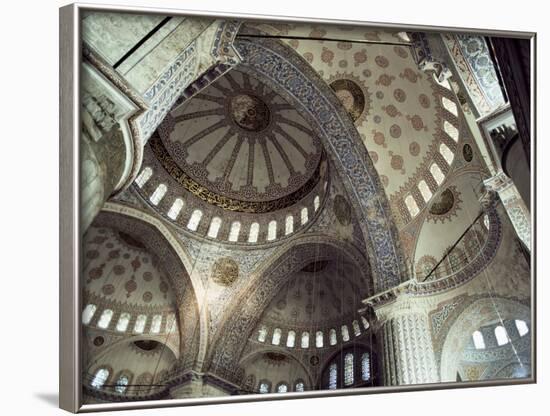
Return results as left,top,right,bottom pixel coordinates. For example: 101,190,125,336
156,69,323,207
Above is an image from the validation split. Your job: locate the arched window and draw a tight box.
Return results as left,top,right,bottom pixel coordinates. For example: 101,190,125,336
207,217,222,238
285,215,294,235
135,167,152,188
258,325,268,343
91,368,109,389
301,332,310,348
418,180,433,202
328,363,337,390
344,353,354,386
361,352,371,381
116,312,131,332
316,331,324,348
341,325,350,342
276,383,288,393
483,214,490,230
267,220,277,241
115,375,129,394
167,198,184,220
149,184,167,205
82,304,97,325
301,207,309,225
187,209,203,231
434,74,451,90
133,314,147,334
472,330,486,349
150,315,162,334
259,381,271,394
441,97,458,116
443,120,459,141
295,380,305,392
329,329,337,346
439,143,454,166
495,325,509,346
361,316,370,330
165,313,177,333
286,330,296,348
352,320,361,337
272,328,282,345
314,195,320,211
248,222,259,243
228,221,241,242
405,194,420,217
97,309,113,329
515,319,529,337
430,163,445,185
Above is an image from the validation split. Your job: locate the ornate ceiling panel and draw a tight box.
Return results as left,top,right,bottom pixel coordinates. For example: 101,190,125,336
157,69,323,205
83,226,176,312
282,39,442,200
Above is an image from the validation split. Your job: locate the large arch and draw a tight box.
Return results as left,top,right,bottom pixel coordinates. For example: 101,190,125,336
439,296,530,382
92,204,206,370
205,233,372,382
233,37,405,292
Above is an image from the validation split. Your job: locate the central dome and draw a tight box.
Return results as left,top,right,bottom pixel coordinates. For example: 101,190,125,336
229,93,271,132
155,69,323,207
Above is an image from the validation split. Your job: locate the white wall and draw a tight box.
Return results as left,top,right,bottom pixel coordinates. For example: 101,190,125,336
0,1,545,416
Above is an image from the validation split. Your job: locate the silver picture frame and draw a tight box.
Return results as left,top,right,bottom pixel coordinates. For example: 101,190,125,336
60,2,536,412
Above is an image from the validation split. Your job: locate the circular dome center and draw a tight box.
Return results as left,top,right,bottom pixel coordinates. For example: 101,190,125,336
230,94,271,132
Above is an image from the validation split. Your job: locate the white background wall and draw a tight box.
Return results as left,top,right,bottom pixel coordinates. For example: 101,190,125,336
0,0,546,414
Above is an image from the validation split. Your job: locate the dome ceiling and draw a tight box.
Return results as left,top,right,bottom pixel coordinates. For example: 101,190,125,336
260,260,367,330
83,226,176,311
155,69,323,211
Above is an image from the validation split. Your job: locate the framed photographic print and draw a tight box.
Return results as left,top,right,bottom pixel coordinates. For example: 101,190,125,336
59,2,535,412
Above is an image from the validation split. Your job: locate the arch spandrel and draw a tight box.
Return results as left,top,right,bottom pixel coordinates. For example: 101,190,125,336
233,37,406,293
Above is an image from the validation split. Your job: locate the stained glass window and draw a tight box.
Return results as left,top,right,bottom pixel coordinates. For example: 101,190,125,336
259,381,270,394
228,221,241,242
472,330,486,349
341,325,350,342
97,309,113,329
149,184,167,205
134,314,147,334
314,195,320,211
418,180,433,202
495,325,509,346
439,143,454,166
267,220,277,241
352,320,361,337
295,381,305,392
430,163,445,185
405,194,420,217
515,319,529,336
187,210,203,231
301,332,310,348
258,325,268,342
272,328,282,345
301,207,309,225
82,304,97,325
150,315,162,334
328,363,337,390
248,222,260,243
116,312,131,332
286,330,296,348
361,352,371,381
329,329,337,346
167,198,184,220
277,383,288,393
316,331,324,348
135,167,152,187
344,353,354,386
285,215,294,235
207,217,222,238
115,375,129,393
91,368,109,389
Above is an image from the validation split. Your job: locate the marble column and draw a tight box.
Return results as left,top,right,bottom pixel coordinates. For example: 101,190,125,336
380,312,439,386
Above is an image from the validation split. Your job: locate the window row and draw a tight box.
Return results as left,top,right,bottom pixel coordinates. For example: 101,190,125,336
327,351,372,389
404,161,450,219
136,167,323,244
258,379,306,394
472,319,529,350
256,317,370,349
90,368,162,395
82,304,176,334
